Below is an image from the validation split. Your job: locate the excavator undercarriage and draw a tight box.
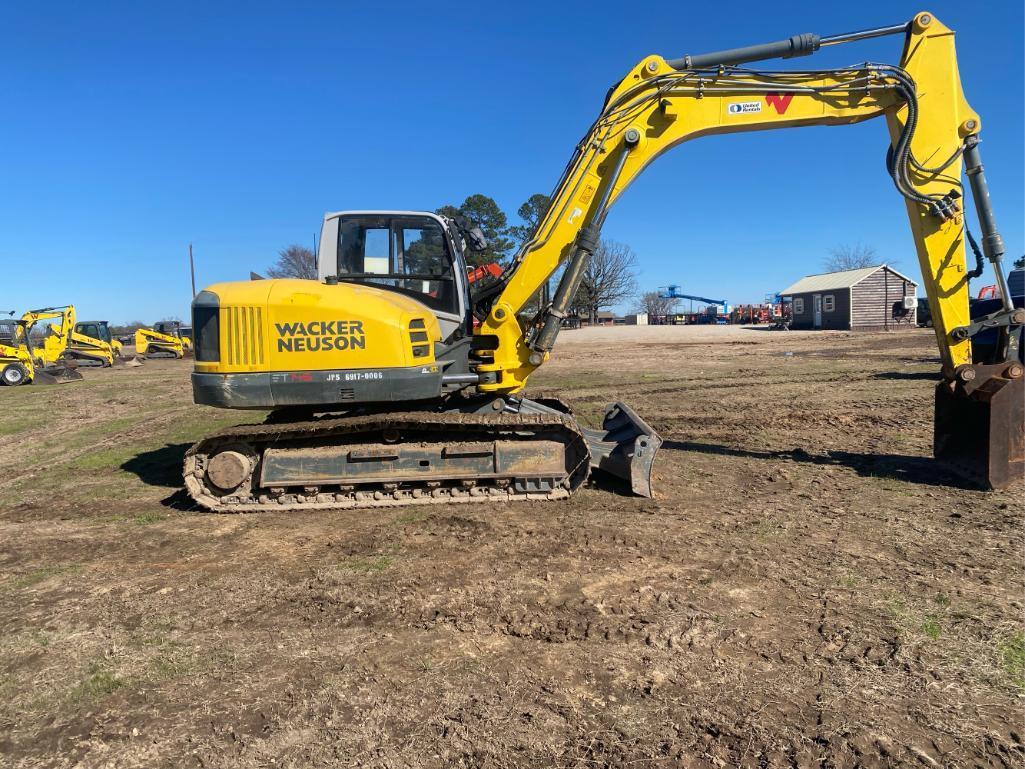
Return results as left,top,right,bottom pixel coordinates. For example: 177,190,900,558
184,397,659,512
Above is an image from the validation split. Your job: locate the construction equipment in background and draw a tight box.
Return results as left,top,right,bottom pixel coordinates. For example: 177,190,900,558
971,268,1024,365
153,320,194,352
184,12,1022,512
74,320,124,360
730,304,774,324
0,310,82,385
658,286,729,325
28,306,115,369
135,325,186,359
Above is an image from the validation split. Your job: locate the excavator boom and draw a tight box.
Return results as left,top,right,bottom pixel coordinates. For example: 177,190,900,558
473,11,1021,487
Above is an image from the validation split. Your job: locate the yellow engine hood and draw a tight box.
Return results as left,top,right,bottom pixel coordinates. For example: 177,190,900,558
194,278,442,374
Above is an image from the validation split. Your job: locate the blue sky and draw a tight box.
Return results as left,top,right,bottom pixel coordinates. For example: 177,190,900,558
1,0,1021,322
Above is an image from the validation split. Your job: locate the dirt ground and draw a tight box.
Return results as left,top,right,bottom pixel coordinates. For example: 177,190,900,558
0,326,1022,769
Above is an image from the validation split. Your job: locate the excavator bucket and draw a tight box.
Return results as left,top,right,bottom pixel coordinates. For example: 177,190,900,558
934,366,1024,489
580,402,662,497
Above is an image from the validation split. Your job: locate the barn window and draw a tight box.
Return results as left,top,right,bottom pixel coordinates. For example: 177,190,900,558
823,294,835,312
793,298,804,314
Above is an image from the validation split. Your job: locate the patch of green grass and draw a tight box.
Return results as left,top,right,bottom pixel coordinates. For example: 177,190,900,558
933,593,951,607
10,563,81,589
60,415,141,452
0,416,40,436
133,511,164,525
149,644,196,680
921,616,942,640
81,482,136,500
340,555,393,573
70,665,123,702
837,573,859,589
394,510,432,525
68,446,139,470
998,632,1025,688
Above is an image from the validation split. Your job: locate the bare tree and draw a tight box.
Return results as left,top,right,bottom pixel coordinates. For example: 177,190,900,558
268,244,318,279
572,239,640,323
508,193,551,246
824,243,879,272
634,290,679,318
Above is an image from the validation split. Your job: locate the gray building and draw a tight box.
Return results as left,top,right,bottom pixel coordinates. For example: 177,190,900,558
781,264,918,331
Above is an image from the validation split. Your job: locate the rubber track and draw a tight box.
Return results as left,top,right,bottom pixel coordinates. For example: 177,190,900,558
183,410,591,513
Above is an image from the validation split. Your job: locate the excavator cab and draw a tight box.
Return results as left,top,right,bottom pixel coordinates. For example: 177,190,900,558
317,212,473,339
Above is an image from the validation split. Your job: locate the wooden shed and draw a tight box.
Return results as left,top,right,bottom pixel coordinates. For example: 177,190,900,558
781,264,918,331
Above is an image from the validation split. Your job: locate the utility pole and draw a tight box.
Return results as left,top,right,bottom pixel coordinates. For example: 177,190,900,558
189,243,196,298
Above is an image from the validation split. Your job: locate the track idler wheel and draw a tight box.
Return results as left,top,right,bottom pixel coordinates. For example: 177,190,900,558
205,449,254,493
935,363,1024,489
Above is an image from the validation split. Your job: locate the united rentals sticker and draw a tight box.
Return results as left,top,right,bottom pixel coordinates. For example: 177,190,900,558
727,101,762,115
274,320,366,352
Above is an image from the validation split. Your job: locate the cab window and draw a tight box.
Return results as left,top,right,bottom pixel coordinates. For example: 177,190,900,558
336,215,459,316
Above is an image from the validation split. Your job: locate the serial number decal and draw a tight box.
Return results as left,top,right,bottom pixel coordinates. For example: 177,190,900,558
343,371,383,381
274,320,366,353
727,101,762,115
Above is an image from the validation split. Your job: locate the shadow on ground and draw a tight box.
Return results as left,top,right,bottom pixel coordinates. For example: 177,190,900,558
662,440,976,489
870,371,940,380
122,443,191,488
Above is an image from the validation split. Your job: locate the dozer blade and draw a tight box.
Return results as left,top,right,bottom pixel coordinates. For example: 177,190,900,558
934,364,1024,489
580,402,662,497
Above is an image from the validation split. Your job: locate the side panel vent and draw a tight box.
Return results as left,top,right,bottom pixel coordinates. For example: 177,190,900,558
224,306,265,367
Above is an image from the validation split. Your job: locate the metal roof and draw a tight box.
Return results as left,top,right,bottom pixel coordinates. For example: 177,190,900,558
780,264,917,295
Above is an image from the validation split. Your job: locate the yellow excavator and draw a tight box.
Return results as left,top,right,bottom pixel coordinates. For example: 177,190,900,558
184,12,1023,512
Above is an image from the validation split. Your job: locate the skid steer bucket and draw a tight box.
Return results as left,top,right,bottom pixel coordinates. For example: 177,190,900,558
934,365,1024,489
31,369,61,385
580,402,662,497
47,358,84,383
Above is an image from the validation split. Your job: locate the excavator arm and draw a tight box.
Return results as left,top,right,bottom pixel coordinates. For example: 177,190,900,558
476,11,1022,487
